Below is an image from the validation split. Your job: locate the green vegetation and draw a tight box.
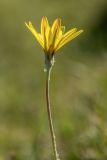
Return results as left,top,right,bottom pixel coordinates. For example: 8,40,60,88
0,0,107,159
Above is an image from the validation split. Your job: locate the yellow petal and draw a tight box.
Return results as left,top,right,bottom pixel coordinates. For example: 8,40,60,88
54,31,62,49
47,29,52,49
25,22,44,48
41,17,48,36
62,28,77,39
51,18,61,33
54,28,77,51
48,18,61,53
56,29,83,51
41,16,51,51
51,18,61,41
46,26,51,50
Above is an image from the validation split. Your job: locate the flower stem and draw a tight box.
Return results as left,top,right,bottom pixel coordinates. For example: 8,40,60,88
46,67,60,160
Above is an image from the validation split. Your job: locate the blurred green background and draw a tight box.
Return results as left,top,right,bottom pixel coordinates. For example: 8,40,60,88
0,0,107,159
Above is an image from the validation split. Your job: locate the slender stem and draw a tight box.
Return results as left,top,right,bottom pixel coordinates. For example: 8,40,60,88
46,67,59,160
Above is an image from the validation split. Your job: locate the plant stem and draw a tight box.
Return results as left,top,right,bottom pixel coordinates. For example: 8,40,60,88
46,67,60,160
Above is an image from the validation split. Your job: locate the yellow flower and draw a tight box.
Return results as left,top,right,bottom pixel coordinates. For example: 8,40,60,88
25,16,83,55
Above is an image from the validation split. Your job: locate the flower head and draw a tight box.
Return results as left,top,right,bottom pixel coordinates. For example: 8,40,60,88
25,17,83,55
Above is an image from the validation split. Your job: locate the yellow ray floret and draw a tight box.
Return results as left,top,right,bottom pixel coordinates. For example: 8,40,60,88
25,16,83,54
